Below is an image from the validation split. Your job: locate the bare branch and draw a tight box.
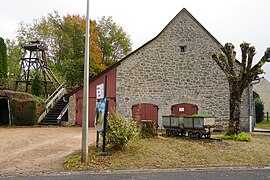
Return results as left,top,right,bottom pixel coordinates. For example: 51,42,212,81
222,43,236,76
212,52,231,77
248,49,269,81
240,42,249,76
247,46,256,70
265,47,270,62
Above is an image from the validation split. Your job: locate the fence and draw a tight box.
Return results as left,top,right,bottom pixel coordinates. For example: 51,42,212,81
264,112,269,122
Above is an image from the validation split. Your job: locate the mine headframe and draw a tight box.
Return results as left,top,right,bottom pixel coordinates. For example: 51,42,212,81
15,41,61,96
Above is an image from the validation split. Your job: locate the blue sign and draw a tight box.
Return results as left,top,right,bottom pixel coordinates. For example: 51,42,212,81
94,98,107,132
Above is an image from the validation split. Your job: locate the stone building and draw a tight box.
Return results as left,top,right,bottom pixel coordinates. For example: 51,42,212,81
67,8,251,131
254,77,270,115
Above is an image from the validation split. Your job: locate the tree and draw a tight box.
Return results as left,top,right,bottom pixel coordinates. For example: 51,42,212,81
9,12,132,91
11,12,105,91
6,39,24,77
54,14,105,90
96,16,132,65
0,37,8,85
212,42,270,135
255,98,264,123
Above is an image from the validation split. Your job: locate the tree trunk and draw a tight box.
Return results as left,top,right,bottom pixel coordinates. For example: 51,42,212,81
228,81,242,135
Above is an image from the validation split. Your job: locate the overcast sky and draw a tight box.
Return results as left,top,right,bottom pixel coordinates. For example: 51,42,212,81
0,0,270,81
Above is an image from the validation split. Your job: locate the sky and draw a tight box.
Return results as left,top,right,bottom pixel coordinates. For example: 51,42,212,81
0,0,270,81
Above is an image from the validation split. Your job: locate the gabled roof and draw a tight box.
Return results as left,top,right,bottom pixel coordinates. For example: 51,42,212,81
67,8,224,96
117,8,223,64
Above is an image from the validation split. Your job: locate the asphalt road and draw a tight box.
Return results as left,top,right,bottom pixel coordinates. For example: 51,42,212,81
2,167,270,180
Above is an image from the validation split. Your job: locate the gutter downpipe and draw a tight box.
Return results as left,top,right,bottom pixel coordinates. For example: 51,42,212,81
248,77,261,132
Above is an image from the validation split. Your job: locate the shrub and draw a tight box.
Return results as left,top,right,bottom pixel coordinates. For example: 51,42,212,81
106,111,138,150
31,73,44,96
255,99,264,123
221,133,252,142
140,120,157,138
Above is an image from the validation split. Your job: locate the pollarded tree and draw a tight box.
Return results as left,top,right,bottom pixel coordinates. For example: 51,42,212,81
212,42,270,135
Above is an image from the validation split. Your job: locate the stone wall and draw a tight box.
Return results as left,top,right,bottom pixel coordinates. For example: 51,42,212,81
67,94,76,125
116,9,250,131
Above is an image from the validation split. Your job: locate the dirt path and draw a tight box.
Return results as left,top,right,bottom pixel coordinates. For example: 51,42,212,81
0,127,96,177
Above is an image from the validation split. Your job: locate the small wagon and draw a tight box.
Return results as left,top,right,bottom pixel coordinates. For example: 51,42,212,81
162,115,216,139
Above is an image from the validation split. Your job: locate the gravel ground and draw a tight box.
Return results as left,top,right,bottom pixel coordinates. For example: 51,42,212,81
0,127,96,177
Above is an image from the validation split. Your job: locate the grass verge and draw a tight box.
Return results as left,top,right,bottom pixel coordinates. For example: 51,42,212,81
63,134,270,170
256,119,270,130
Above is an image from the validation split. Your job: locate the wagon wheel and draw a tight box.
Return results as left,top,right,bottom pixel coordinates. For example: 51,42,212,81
166,129,171,136
205,134,211,139
188,131,194,138
180,131,186,137
195,132,202,139
172,130,178,136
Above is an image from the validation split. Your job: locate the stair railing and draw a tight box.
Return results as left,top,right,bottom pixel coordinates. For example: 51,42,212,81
57,103,69,124
38,84,66,123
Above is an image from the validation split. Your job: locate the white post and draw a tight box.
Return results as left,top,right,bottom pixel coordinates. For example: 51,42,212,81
81,0,90,163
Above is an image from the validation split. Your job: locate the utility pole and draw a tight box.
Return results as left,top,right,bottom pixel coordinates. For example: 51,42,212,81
81,0,90,163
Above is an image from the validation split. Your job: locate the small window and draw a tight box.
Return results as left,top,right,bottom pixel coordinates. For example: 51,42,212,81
179,45,186,53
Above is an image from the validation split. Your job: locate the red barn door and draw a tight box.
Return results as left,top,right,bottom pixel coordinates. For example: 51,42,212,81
132,103,158,128
171,103,198,116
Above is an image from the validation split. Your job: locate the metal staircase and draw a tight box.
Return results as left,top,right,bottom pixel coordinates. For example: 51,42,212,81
39,98,67,125
37,85,67,125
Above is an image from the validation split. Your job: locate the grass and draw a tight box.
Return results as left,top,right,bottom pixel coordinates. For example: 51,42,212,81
221,133,252,142
256,118,270,130
63,133,270,170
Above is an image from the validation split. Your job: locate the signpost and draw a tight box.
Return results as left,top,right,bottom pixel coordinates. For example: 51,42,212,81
95,76,109,153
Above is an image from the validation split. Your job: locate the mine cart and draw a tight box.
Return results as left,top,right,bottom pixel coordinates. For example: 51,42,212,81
162,115,216,139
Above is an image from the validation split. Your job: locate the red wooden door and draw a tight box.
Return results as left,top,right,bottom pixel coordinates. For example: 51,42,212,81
76,98,83,125
171,103,198,116
132,103,158,128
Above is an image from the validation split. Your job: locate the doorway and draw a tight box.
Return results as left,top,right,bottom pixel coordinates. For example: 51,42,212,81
171,103,198,116
0,97,11,125
132,103,159,128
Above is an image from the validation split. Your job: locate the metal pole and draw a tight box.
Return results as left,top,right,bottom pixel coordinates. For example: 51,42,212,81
81,0,90,163
248,85,252,132
102,76,108,153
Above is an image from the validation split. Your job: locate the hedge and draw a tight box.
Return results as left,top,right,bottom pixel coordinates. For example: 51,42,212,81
10,98,37,126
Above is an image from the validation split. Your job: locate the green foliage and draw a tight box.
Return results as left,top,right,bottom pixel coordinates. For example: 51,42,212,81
96,16,132,65
221,133,252,142
10,98,37,126
7,12,132,92
0,37,8,87
106,111,138,150
255,98,264,123
6,39,24,79
31,73,44,96
140,120,157,138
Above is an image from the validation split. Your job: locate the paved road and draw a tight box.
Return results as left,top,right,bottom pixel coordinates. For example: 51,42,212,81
2,167,270,180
